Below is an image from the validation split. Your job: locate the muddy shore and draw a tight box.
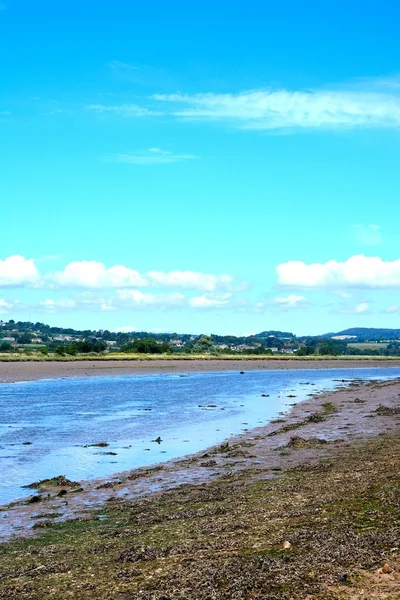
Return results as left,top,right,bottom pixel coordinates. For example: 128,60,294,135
2,374,400,542
1,375,400,598
1,357,400,383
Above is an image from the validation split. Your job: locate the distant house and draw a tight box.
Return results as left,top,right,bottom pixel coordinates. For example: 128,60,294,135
169,339,184,347
31,338,42,343
53,335,76,342
331,335,357,340
2,337,15,342
232,344,253,351
106,340,117,346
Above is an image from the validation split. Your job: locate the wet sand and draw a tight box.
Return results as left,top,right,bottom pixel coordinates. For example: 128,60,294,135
1,374,400,541
1,357,400,383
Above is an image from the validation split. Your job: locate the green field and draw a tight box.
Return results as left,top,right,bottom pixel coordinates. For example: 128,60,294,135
347,342,389,351
0,351,399,362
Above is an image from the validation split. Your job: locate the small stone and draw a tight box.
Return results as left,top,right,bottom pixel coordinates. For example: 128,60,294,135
282,540,292,550
337,572,348,583
381,564,392,574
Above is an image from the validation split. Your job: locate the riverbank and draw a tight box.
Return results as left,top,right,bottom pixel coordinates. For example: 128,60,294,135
1,356,400,383
1,376,400,598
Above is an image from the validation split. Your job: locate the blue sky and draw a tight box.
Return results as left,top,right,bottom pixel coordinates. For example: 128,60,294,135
1,0,400,335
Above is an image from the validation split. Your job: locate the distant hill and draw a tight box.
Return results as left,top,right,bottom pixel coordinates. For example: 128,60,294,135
325,328,400,342
256,330,294,339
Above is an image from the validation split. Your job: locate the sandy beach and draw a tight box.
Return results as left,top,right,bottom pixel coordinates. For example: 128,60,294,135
1,357,400,383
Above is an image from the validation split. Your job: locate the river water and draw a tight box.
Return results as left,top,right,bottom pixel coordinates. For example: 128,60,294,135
1,367,399,505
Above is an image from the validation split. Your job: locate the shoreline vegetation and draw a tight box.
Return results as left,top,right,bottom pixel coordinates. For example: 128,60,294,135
1,375,400,598
3,352,400,362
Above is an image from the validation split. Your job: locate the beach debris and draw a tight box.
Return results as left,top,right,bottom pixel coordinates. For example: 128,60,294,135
261,394,269,397
286,436,328,449
22,441,32,445
374,404,400,416
56,490,68,498
23,475,80,489
282,540,292,550
27,495,42,504
200,459,217,467
307,412,326,423
85,442,109,448
240,371,245,374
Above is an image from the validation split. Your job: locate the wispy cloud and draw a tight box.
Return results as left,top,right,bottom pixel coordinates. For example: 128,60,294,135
273,294,308,310
109,148,197,165
85,104,158,117
107,61,172,88
189,293,232,309
354,224,382,246
383,305,400,314
0,299,20,315
153,84,400,131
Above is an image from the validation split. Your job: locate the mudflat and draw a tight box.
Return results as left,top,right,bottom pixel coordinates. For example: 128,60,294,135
1,356,400,383
1,376,400,598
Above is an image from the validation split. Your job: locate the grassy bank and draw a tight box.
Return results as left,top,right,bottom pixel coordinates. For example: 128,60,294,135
1,352,400,362
1,432,399,599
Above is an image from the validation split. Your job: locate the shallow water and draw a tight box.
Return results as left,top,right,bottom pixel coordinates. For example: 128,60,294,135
1,367,399,505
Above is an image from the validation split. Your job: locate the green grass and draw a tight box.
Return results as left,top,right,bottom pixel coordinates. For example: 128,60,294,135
347,342,389,351
0,351,399,363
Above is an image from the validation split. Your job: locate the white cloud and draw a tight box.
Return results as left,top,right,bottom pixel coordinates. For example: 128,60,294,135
0,257,244,299
153,87,400,131
114,325,137,333
0,255,40,288
384,305,400,314
109,148,196,165
189,293,232,308
337,302,370,315
39,298,77,311
277,255,400,289
354,224,382,245
85,104,157,117
0,299,20,314
114,289,185,309
147,271,235,291
49,261,147,289
355,302,370,314
47,262,241,292
274,294,308,310
253,301,265,314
